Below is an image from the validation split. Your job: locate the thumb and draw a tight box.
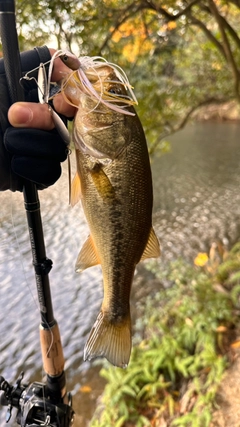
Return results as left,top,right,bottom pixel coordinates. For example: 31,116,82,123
8,102,55,130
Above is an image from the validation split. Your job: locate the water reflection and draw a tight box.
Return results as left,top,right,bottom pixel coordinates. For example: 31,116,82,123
0,164,104,426
152,122,240,262
1,122,240,425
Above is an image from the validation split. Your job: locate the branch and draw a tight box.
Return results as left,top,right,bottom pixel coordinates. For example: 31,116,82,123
99,0,202,53
222,16,240,49
188,13,226,59
207,0,240,101
145,0,202,21
99,2,145,54
201,4,240,50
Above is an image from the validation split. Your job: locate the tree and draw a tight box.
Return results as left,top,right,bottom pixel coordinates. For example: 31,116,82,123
12,0,240,150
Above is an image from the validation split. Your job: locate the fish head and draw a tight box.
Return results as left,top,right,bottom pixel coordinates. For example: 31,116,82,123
62,65,136,160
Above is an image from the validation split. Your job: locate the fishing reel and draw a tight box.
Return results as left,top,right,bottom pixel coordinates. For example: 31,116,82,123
0,372,74,426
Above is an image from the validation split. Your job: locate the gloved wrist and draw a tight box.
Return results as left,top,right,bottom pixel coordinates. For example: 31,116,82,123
4,127,68,190
0,46,68,192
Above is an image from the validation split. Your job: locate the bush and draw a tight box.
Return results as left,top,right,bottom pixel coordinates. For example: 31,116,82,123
90,243,240,427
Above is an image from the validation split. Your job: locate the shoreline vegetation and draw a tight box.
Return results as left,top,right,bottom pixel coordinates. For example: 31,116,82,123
193,100,240,122
90,242,240,427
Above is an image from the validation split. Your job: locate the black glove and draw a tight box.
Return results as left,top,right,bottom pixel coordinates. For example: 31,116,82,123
0,46,68,192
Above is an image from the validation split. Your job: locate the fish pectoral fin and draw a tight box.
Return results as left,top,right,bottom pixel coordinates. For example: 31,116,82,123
75,235,100,272
71,171,81,207
84,311,131,368
140,227,161,261
90,165,115,200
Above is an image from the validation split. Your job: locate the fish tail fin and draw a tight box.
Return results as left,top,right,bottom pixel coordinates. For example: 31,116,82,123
84,311,131,368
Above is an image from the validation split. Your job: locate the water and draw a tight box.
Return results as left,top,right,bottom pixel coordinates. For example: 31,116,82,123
1,122,240,425
0,162,105,425
152,122,240,261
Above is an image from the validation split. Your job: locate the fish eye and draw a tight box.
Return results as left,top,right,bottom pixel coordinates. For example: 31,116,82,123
108,85,122,95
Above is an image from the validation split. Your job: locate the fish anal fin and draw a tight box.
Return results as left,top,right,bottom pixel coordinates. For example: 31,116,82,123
71,171,81,207
140,227,161,262
75,235,100,272
84,311,131,368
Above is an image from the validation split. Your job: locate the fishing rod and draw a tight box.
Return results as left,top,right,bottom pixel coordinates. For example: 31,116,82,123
0,1,74,425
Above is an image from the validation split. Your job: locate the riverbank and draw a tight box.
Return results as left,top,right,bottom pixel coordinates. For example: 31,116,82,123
90,243,240,427
193,100,240,122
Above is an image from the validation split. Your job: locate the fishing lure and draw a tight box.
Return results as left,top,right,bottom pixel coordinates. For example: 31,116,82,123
21,50,138,199
59,53,138,117
21,49,71,145
22,49,138,128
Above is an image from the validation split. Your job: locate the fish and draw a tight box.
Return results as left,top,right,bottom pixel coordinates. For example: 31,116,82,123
61,57,160,368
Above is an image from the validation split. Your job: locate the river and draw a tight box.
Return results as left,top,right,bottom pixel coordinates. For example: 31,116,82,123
1,122,240,426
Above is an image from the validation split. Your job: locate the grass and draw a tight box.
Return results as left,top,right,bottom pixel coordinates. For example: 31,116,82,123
90,242,240,427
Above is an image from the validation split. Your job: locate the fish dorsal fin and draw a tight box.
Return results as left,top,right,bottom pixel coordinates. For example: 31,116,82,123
140,227,161,262
75,235,100,272
71,171,81,207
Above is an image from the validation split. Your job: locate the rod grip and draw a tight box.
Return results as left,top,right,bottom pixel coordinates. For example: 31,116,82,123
39,323,65,377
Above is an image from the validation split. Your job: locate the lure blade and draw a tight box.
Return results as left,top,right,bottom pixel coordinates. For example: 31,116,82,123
38,63,48,104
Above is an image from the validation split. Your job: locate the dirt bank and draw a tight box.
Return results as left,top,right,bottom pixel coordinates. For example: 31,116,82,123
193,101,240,122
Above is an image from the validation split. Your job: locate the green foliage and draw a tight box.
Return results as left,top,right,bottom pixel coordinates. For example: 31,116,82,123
217,252,240,283
90,243,240,427
3,0,239,153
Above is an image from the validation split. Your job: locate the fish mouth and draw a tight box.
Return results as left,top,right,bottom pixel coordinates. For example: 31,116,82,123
60,57,137,117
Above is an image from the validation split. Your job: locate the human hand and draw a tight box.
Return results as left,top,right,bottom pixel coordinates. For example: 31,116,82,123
0,47,77,192
8,48,76,129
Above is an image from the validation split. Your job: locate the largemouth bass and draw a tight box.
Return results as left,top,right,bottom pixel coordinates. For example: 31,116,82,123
62,58,160,368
